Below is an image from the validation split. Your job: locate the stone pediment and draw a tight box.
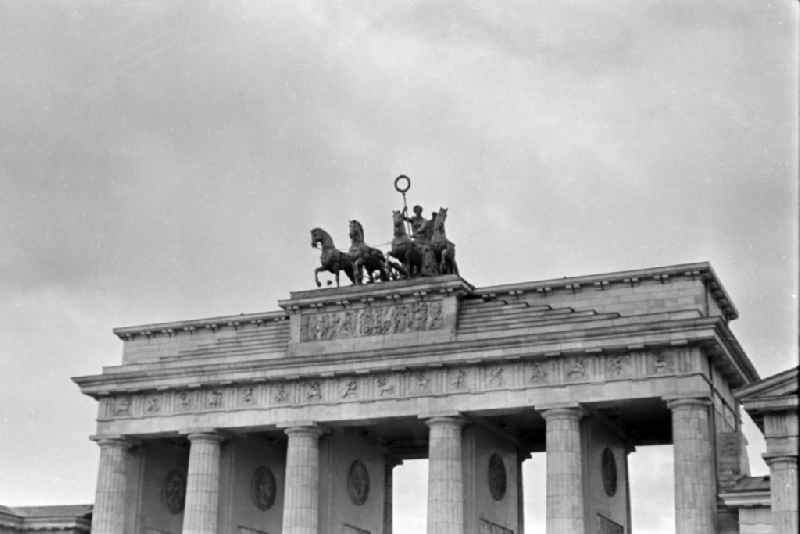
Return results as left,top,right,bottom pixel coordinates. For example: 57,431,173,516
735,366,798,421
736,366,798,400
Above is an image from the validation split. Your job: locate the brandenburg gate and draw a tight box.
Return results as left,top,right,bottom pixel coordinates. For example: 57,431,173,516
74,179,760,534
74,261,759,534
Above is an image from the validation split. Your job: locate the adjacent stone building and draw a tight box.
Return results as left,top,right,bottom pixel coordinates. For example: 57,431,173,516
721,366,799,534
0,505,91,533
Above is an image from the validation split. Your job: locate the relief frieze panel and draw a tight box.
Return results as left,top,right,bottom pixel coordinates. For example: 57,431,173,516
100,350,695,420
299,300,444,342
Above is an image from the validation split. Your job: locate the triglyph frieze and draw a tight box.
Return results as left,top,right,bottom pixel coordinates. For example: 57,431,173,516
99,350,701,420
299,300,444,342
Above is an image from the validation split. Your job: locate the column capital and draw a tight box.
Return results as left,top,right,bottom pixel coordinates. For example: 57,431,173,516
423,415,466,429
664,397,711,410
763,453,798,468
282,424,324,439
539,405,584,421
183,429,225,443
90,435,131,447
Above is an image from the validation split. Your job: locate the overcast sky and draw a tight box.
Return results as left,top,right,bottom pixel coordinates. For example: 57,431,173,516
0,1,797,532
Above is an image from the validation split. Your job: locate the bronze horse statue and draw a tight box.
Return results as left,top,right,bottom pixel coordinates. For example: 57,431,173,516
431,207,458,275
348,220,389,284
310,227,356,288
389,210,422,277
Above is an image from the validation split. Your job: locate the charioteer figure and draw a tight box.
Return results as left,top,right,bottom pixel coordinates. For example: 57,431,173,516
402,205,436,244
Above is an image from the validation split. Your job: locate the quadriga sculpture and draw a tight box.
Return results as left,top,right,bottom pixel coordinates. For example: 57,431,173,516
389,209,422,278
348,220,389,284
310,227,356,288
431,207,458,275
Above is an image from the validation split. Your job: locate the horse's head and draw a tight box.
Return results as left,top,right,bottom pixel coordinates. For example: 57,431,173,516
349,219,364,242
310,227,330,249
392,210,403,226
432,207,446,231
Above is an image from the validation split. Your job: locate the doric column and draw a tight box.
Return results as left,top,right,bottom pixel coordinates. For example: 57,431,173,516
182,431,224,534
282,425,323,534
667,398,715,534
425,416,465,534
542,407,585,534
90,436,129,534
764,455,798,534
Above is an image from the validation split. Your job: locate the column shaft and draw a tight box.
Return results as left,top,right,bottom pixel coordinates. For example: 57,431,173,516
668,398,715,534
426,416,465,534
766,456,798,534
91,437,129,534
543,407,585,534
282,426,322,534
384,462,394,534
182,432,223,534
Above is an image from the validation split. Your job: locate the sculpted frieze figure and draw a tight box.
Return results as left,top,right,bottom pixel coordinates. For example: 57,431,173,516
177,391,192,409
241,387,255,405
341,379,358,399
488,367,505,387
606,355,630,378
300,300,445,342
207,389,223,408
376,376,396,396
567,358,586,379
451,368,468,390
529,362,546,383
305,381,322,401
651,352,673,374
113,396,131,416
412,371,431,394
145,395,161,413
273,384,289,404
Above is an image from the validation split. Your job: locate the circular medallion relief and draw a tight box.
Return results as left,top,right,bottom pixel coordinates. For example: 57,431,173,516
251,466,277,510
601,448,618,497
162,470,186,514
347,460,370,505
488,453,507,501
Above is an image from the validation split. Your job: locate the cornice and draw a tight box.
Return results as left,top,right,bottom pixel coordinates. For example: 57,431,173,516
718,489,771,507
735,366,798,401
73,316,732,397
108,262,738,341
476,261,738,320
278,274,473,310
112,310,288,341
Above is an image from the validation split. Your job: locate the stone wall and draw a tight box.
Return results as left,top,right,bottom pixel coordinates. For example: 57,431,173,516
138,440,189,534
581,417,630,534
221,435,285,534
462,425,521,534
319,431,387,534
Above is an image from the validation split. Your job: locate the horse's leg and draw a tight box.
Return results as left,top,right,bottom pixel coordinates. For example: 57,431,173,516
353,259,363,285
314,266,324,288
334,269,340,288
344,265,356,285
